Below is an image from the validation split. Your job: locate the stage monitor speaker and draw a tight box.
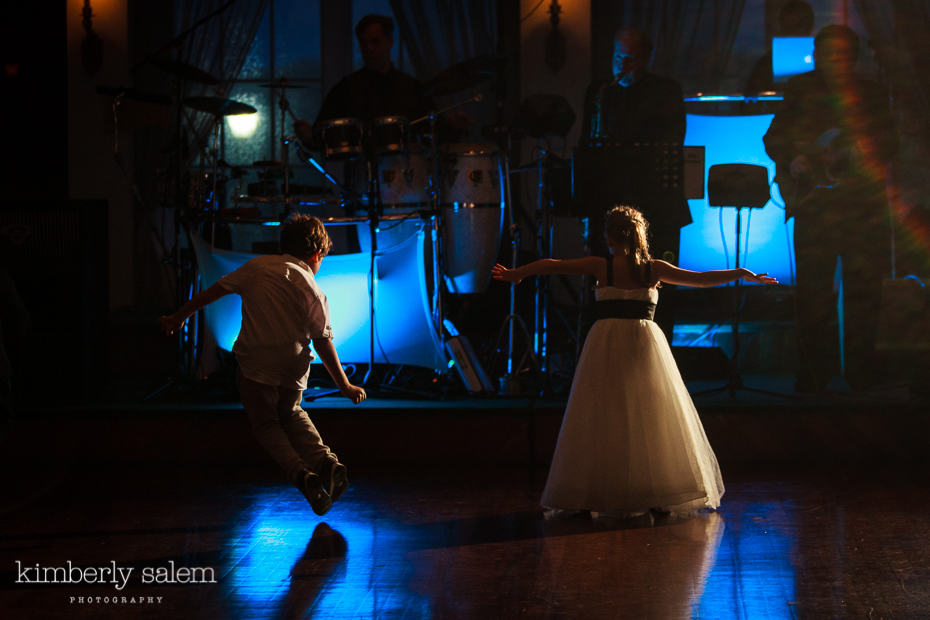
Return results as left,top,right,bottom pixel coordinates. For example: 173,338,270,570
707,163,770,208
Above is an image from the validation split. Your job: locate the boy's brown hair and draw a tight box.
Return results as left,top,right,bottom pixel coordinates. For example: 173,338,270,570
280,214,333,259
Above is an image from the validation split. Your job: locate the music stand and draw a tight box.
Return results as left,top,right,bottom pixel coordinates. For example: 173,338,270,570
695,164,794,400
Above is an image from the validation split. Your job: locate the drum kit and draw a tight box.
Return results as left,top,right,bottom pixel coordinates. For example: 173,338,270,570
124,52,553,390
175,59,509,301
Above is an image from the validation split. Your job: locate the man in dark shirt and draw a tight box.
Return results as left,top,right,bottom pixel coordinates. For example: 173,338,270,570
578,27,688,339
313,14,431,129
579,27,689,259
581,28,685,145
764,24,897,392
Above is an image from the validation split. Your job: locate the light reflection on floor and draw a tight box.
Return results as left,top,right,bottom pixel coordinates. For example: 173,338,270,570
225,489,432,618
222,480,799,619
698,502,797,619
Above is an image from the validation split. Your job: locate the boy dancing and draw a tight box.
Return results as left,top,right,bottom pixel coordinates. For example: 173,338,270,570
158,215,366,515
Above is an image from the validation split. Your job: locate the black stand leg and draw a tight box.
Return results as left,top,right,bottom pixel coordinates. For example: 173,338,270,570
693,206,797,400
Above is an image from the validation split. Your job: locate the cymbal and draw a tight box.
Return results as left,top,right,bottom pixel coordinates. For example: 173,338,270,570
258,78,308,89
183,96,256,116
151,58,219,85
96,85,172,105
423,55,501,97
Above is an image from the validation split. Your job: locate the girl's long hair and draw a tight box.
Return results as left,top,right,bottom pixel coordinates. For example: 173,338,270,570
605,205,653,286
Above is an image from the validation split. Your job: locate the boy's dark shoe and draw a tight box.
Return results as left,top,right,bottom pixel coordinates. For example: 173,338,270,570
299,470,332,516
320,459,349,503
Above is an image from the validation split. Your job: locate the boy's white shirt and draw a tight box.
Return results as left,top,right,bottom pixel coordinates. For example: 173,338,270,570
218,253,333,389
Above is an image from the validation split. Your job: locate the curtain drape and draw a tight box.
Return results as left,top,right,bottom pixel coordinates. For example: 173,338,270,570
389,0,498,80
851,1,930,277
591,0,746,92
172,0,269,163
853,1,930,147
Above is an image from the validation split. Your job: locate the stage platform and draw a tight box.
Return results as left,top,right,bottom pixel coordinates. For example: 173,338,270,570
3,374,928,470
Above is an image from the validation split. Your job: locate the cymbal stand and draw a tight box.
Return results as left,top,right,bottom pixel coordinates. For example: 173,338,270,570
534,137,553,380
363,149,381,386
693,204,796,401
410,94,483,351
492,128,538,393
206,113,223,250
133,2,234,395
291,139,360,201
273,80,294,211
415,111,445,350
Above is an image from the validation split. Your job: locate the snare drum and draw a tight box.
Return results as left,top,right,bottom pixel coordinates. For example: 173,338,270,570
321,117,364,159
439,143,504,294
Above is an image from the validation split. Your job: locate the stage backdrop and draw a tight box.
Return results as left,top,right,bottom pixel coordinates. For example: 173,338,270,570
680,109,795,285
190,228,447,370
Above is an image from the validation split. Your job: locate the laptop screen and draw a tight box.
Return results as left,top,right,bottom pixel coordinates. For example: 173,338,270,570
772,36,815,82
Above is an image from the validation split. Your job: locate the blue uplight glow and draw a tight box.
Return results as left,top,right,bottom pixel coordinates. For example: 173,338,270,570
682,113,795,284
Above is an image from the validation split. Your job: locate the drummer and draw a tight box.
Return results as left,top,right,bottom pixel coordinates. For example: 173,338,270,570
294,14,472,146
294,14,431,144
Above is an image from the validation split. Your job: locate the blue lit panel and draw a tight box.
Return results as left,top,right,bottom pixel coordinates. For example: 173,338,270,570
682,113,795,285
190,230,446,370
772,37,815,83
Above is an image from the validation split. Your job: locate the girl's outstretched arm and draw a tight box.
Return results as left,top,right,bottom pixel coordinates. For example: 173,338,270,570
492,257,603,285
652,259,778,288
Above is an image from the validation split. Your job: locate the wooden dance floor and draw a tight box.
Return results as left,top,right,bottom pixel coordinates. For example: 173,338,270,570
0,390,930,619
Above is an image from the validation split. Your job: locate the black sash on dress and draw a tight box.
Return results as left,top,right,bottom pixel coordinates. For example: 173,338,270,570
593,299,656,321
596,256,655,320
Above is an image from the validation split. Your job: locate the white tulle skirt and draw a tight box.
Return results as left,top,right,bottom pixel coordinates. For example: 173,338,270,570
541,316,724,516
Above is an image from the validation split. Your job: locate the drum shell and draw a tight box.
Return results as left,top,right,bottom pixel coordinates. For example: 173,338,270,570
368,116,409,154
377,151,431,208
439,144,502,207
439,144,504,294
321,117,364,159
441,204,503,294
351,149,431,210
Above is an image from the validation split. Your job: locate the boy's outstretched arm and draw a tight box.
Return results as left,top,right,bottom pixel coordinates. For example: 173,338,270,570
158,282,231,335
312,337,367,404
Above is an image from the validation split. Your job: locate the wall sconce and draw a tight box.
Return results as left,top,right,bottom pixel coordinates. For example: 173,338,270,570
544,0,566,74
81,0,103,76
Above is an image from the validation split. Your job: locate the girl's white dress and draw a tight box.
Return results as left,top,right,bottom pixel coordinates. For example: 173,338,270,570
541,286,724,515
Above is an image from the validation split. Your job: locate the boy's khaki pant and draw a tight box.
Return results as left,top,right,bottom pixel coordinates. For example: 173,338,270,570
237,373,336,486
